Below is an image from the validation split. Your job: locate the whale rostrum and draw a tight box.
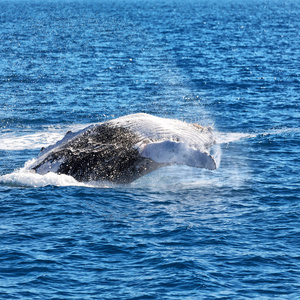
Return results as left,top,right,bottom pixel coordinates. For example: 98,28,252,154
29,113,218,183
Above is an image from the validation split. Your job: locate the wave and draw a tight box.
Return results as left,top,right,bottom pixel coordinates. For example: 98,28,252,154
0,160,111,188
1,125,298,188
0,124,87,151
216,127,300,144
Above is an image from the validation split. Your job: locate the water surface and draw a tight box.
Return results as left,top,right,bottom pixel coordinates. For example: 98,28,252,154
0,0,299,299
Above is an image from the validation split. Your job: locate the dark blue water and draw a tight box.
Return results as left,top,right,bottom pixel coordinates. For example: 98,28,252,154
1,0,299,299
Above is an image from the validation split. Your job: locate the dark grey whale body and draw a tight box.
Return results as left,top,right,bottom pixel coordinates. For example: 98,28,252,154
29,113,218,183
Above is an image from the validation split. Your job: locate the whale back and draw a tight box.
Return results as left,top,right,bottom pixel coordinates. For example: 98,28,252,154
108,113,215,152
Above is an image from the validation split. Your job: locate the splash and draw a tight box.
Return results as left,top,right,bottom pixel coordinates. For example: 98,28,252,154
0,169,112,188
2,123,298,189
0,160,81,188
0,160,110,188
215,132,257,144
211,143,222,169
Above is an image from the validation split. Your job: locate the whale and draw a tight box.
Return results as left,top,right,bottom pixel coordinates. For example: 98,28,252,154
29,113,218,184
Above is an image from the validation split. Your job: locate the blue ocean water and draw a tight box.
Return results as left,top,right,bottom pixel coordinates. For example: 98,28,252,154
0,0,299,298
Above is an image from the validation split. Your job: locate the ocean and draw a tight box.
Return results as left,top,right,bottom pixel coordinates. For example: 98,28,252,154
0,0,299,298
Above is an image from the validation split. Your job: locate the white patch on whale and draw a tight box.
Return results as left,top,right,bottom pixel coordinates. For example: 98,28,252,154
140,141,216,170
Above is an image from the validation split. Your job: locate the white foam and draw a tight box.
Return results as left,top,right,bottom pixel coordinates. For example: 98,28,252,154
0,158,113,188
0,169,81,188
0,164,111,188
215,127,300,145
0,124,87,151
215,132,257,144
0,132,64,151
